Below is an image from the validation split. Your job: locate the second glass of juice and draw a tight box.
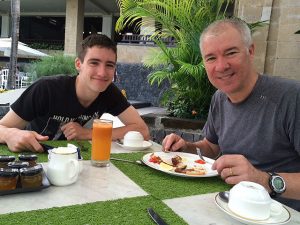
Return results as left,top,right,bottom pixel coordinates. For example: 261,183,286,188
91,119,113,167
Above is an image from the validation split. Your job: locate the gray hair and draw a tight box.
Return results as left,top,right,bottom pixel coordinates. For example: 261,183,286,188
199,18,253,54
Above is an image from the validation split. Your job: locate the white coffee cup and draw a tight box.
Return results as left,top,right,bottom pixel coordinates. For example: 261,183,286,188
228,181,283,220
123,131,144,147
46,147,80,186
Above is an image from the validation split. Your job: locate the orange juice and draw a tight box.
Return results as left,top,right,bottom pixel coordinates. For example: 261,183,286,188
91,119,113,167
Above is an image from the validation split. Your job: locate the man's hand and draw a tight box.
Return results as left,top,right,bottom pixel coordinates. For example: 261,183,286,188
61,122,91,140
162,133,187,152
212,154,268,187
5,128,49,152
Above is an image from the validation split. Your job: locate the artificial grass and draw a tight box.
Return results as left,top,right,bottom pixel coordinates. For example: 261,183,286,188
0,196,186,225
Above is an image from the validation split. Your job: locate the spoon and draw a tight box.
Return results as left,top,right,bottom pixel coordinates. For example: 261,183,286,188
219,191,230,203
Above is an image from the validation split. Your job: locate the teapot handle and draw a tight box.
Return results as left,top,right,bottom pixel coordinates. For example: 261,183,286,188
68,159,79,180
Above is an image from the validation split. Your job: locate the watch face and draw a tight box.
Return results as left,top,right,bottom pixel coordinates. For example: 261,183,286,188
273,176,285,192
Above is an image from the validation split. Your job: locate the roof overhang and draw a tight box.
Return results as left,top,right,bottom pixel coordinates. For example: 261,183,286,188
0,0,120,17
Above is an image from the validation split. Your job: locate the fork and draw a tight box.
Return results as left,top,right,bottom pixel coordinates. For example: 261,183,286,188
196,147,206,162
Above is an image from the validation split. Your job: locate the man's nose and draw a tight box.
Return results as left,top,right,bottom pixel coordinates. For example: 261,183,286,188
215,57,230,72
97,65,106,76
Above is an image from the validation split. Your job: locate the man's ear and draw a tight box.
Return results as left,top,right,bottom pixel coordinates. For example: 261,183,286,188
248,43,255,58
75,58,81,71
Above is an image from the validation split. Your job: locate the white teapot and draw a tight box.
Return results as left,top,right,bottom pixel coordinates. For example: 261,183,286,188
46,146,80,186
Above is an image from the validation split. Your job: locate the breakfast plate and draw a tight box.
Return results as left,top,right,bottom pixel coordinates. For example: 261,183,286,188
116,140,153,151
142,152,218,177
214,193,291,225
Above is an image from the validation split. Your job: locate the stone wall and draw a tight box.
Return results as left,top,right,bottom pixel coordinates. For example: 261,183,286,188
114,63,169,107
142,113,205,144
235,0,300,80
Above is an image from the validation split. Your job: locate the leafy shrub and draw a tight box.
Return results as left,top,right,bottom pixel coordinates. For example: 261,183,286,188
26,54,77,80
28,42,64,50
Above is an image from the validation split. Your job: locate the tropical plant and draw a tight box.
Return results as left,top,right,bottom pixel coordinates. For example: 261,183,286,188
25,54,77,80
116,0,232,119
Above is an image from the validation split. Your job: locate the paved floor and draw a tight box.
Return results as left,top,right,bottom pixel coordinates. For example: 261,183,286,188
0,88,26,104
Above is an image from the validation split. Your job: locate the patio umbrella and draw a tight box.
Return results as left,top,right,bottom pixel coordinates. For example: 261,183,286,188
0,38,48,59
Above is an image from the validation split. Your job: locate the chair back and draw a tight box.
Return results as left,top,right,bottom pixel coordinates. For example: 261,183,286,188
0,69,9,89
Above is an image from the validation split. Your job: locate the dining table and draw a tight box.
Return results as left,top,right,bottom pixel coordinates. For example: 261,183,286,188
0,140,299,225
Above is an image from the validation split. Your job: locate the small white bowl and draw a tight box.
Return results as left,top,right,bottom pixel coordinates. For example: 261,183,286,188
123,131,144,147
228,181,282,220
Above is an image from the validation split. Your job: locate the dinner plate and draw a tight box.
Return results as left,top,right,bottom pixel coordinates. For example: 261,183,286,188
142,152,218,177
214,193,291,225
116,140,153,151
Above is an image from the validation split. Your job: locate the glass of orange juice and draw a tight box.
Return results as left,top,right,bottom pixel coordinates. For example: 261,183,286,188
91,119,113,167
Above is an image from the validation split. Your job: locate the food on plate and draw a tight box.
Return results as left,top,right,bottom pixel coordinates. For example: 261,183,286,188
149,153,162,164
149,153,207,175
195,159,206,164
159,162,173,171
171,155,187,169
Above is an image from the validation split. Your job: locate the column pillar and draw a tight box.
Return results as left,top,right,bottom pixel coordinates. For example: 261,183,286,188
64,0,84,56
102,15,113,38
1,15,10,38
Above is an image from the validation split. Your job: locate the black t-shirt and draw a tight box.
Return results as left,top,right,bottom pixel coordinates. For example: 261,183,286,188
11,75,130,140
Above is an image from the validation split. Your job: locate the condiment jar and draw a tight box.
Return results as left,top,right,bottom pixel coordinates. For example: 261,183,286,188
20,164,43,188
0,168,19,191
8,161,29,170
0,155,16,168
19,154,38,166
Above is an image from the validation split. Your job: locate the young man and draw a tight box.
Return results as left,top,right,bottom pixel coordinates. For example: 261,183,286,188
162,18,300,211
0,34,149,152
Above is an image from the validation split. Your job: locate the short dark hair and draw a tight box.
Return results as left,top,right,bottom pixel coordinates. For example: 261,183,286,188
78,34,117,62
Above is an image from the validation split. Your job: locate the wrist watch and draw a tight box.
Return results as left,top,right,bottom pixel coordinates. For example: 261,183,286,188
268,172,286,197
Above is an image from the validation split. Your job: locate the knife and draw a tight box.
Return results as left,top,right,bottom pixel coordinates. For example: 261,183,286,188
147,208,168,225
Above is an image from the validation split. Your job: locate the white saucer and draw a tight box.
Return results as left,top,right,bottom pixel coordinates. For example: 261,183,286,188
214,193,291,225
116,140,153,151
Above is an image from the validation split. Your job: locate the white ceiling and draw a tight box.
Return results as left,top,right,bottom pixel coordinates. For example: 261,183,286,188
0,0,120,16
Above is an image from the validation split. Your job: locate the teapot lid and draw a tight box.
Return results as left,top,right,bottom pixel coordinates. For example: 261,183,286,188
52,147,77,155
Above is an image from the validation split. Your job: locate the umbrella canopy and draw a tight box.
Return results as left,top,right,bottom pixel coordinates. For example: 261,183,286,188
0,38,48,59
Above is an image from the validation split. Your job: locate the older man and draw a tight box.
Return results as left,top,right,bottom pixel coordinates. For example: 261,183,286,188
162,18,300,211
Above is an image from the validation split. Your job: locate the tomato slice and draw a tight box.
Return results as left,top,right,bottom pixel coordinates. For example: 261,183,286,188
149,154,161,164
195,159,206,164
